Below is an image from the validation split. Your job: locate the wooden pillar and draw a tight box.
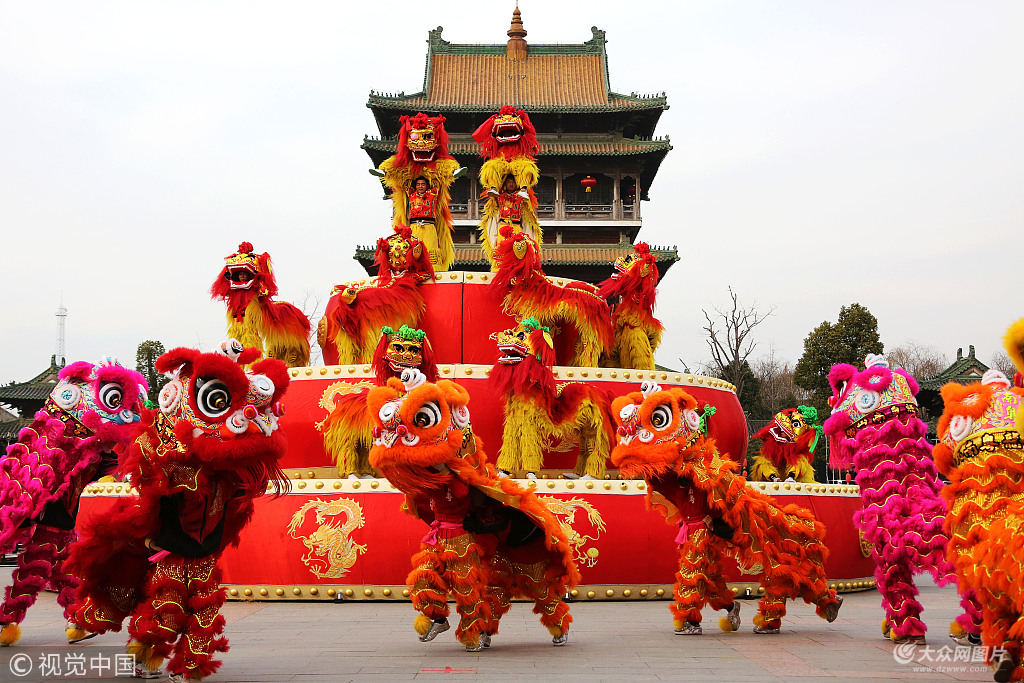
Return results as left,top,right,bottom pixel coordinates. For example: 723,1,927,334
613,173,621,220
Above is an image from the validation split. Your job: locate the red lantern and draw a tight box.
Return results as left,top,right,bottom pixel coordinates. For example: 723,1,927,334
581,176,596,193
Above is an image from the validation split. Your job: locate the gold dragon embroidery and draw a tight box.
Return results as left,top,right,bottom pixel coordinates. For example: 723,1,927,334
537,496,606,567
286,498,368,579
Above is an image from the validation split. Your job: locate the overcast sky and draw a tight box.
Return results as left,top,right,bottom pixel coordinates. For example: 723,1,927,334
1,1,1021,387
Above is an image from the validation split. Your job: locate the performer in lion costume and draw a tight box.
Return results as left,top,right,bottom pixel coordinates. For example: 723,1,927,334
318,226,434,366
749,406,821,483
935,319,1024,682
66,341,290,681
610,381,842,635
368,369,579,651
473,105,542,267
488,318,614,480
488,226,612,367
0,358,146,647
373,112,463,271
323,325,439,478
597,242,663,370
210,242,311,368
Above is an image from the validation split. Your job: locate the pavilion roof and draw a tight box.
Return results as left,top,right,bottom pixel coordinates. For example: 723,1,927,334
918,345,989,391
361,135,672,157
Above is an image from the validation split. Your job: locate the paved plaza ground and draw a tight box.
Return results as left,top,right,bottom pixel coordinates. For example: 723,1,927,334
0,566,994,682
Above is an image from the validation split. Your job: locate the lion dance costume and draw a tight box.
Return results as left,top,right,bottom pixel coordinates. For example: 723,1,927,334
0,359,146,646
66,341,290,681
368,369,579,651
610,381,842,635
319,225,434,366
749,406,821,483
489,226,612,367
596,242,663,370
935,319,1024,682
375,112,461,271
211,242,311,368
473,105,542,267
323,325,439,478
822,354,955,644
489,318,614,480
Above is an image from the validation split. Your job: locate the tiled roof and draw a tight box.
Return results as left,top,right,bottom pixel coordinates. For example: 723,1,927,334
355,243,679,267
918,346,990,391
361,136,671,156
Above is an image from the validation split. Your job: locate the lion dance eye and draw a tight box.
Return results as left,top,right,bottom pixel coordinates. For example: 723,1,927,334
195,378,232,418
97,382,124,411
413,402,442,429
650,405,672,430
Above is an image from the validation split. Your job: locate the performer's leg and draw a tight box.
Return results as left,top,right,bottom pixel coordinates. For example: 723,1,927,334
167,557,227,681
670,529,716,633
408,545,452,640
43,528,81,622
950,589,983,643
127,557,190,674
0,524,73,645
442,536,491,649
876,553,925,640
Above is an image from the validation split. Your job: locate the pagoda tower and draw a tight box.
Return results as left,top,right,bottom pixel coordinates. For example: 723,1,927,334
360,8,678,284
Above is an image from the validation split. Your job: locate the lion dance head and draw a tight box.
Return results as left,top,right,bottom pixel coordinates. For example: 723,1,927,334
210,242,277,317
394,113,453,168
489,225,545,290
47,358,148,449
472,105,539,160
598,242,659,308
371,325,439,384
610,382,704,480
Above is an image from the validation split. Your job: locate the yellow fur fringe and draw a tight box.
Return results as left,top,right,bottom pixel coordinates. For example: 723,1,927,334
0,622,21,646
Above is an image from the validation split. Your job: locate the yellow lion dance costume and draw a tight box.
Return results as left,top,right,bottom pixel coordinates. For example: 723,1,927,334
367,369,579,651
596,242,663,370
935,319,1024,682
473,106,542,267
610,381,842,634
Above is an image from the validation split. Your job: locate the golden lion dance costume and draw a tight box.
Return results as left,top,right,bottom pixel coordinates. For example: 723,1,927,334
210,242,311,368
489,318,614,480
935,319,1024,682
323,325,439,478
822,354,956,645
488,226,612,367
596,242,663,370
367,369,579,651
749,406,821,483
319,225,434,365
66,341,290,681
0,359,146,647
610,381,842,635
473,106,542,267
374,112,462,270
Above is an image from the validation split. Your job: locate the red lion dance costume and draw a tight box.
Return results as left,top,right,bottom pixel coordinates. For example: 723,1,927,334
610,381,842,635
596,242,663,370
319,225,435,366
0,359,146,646
66,341,290,681
211,242,311,368
488,226,612,367
367,369,579,651
749,406,821,483
822,354,956,644
473,105,542,267
375,112,462,271
935,319,1024,682
323,324,439,478
489,318,614,480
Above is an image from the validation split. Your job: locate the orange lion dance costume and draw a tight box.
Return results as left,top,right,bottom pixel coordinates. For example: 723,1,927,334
610,381,842,635
489,318,614,480
935,319,1024,682
374,112,462,270
211,242,311,368
488,227,612,367
473,105,541,267
66,341,290,681
318,225,435,366
368,369,579,651
323,325,439,478
596,242,663,370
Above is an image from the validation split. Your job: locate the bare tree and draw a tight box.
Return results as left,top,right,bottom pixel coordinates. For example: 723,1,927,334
886,341,948,380
300,289,325,366
990,351,1017,378
752,345,811,417
702,287,775,402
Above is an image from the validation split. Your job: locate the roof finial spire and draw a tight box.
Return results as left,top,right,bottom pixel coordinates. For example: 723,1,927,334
507,4,527,61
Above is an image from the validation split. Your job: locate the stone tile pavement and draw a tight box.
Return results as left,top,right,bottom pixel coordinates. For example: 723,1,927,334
0,567,993,682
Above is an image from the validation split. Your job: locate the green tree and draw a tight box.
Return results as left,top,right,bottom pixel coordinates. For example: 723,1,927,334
136,340,169,405
793,303,884,414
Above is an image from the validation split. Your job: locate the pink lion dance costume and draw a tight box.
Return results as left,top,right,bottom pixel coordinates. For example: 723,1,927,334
822,354,956,644
66,341,290,681
0,358,146,647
